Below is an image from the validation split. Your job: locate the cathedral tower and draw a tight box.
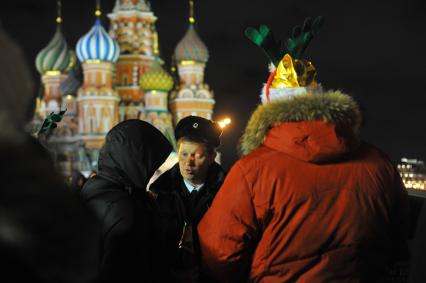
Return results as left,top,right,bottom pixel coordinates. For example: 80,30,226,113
140,32,176,149
108,0,157,120
35,2,75,119
169,0,215,124
35,1,79,176
76,5,120,151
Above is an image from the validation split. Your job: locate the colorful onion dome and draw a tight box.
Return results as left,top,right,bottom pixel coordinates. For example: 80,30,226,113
174,25,209,63
76,19,120,63
112,0,151,12
35,28,76,75
140,59,174,92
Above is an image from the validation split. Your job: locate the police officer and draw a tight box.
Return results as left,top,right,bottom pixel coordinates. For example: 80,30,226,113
150,116,226,283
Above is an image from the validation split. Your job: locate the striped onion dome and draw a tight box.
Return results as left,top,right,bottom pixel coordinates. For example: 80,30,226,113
140,59,174,92
35,28,76,75
174,25,209,63
76,19,120,63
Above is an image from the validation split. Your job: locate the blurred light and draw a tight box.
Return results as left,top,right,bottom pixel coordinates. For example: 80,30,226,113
218,117,231,129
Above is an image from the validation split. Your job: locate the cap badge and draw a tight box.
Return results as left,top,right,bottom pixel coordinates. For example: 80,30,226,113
193,123,198,128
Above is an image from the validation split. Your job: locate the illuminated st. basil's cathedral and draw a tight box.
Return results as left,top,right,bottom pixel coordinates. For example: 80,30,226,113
33,0,215,178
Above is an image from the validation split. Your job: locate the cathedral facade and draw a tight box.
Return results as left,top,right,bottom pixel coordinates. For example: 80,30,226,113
34,0,215,178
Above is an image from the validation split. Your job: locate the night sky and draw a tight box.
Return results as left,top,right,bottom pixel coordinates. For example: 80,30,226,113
1,0,426,170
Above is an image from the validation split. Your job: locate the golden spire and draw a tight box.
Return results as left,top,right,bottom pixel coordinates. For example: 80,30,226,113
189,0,195,24
170,55,177,74
95,0,102,17
56,1,62,26
153,31,159,56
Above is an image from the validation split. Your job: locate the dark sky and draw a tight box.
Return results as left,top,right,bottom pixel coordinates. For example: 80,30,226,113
1,0,426,170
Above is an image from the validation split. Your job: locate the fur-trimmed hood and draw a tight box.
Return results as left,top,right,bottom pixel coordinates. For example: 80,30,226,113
240,90,362,161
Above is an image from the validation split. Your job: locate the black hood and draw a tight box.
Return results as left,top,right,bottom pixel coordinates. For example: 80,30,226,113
97,120,172,190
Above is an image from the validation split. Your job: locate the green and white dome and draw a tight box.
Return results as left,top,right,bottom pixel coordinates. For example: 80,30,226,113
36,28,75,75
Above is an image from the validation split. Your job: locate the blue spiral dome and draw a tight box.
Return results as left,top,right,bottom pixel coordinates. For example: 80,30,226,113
76,19,120,63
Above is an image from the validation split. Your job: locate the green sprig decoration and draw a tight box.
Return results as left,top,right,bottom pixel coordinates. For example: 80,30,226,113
244,25,283,67
287,16,324,59
244,16,324,67
38,109,67,136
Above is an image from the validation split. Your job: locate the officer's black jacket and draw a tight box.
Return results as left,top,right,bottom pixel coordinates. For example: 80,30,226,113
149,162,225,282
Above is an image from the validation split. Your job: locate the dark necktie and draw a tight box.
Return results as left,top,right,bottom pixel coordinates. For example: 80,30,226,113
189,189,199,213
190,189,198,201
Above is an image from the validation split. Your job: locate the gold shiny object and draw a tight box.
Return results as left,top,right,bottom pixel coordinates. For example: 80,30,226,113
271,54,318,89
189,0,195,24
272,54,299,88
293,59,318,87
153,32,159,55
95,9,102,17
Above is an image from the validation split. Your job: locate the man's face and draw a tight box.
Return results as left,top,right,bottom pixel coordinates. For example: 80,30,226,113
178,140,215,185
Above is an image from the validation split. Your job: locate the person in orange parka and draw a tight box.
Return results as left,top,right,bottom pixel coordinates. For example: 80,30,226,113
197,18,409,283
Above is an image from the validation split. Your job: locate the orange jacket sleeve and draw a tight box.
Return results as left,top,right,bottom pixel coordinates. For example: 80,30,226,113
197,162,258,283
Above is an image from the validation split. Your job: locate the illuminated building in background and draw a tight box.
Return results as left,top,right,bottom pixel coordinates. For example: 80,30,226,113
75,9,120,158
33,0,220,178
139,31,176,150
34,3,80,176
35,7,75,119
397,158,426,190
169,0,215,124
108,0,157,121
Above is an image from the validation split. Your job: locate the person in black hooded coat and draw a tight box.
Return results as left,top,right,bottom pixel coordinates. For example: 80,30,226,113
81,119,172,283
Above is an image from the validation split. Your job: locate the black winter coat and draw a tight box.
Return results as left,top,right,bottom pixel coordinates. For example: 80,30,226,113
149,162,226,282
0,134,100,283
81,120,172,283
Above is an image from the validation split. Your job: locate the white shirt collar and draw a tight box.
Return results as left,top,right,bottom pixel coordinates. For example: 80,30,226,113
183,179,204,193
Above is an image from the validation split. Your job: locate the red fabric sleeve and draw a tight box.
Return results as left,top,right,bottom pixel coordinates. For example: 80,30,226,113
197,162,258,283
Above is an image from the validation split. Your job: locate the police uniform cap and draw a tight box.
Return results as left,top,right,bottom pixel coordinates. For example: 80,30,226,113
175,116,222,148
